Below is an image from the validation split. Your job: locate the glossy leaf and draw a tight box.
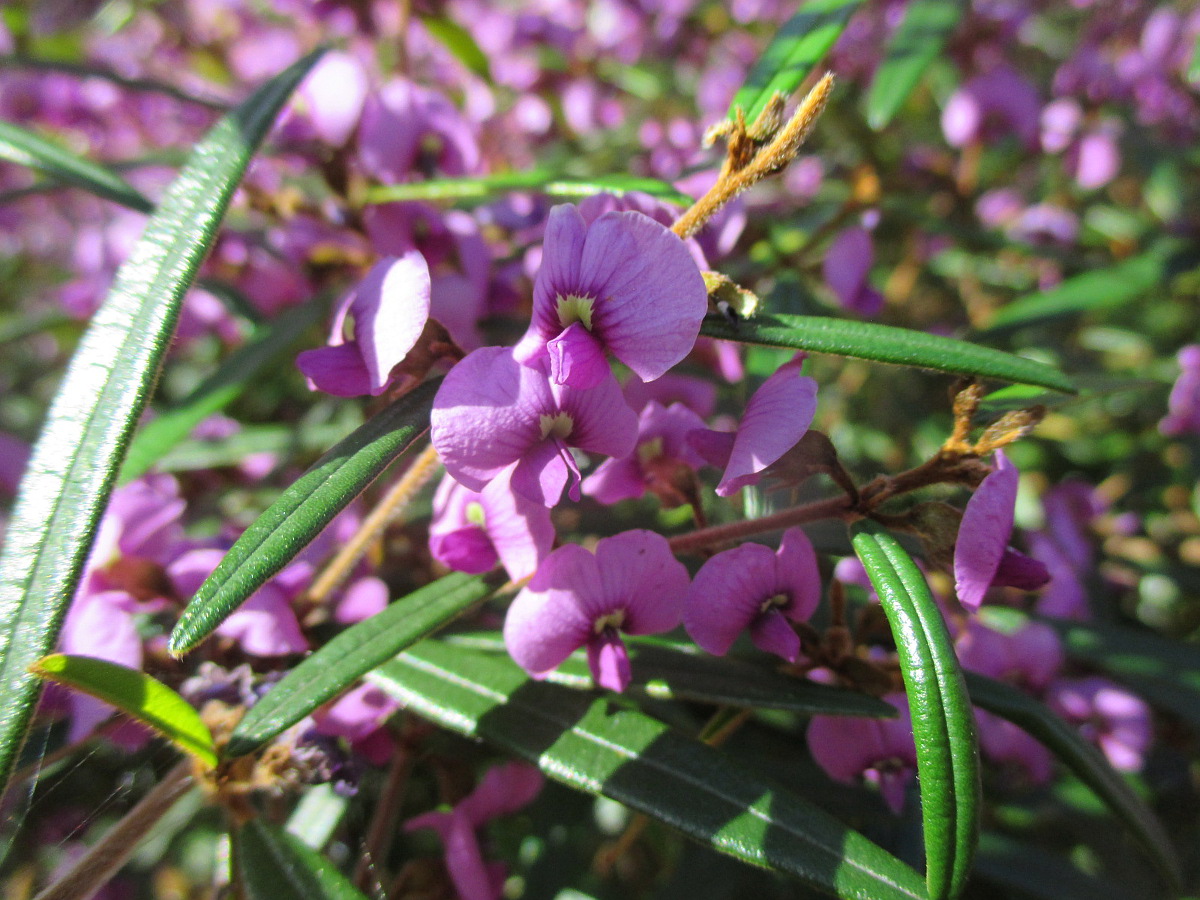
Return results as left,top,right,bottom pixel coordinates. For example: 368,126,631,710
981,250,1168,332
0,50,322,798
235,819,368,900
701,312,1076,393
364,170,691,206
729,0,862,124
419,15,492,80
286,784,350,850
168,379,438,656
0,119,153,212
225,572,500,759
31,654,217,768
120,302,323,483
965,672,1181,890
865,0,964,129
851,522,979,900
370,640,927,900
448,632,897,717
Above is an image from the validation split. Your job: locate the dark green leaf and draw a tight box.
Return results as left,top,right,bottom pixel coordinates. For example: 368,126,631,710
168,380,438,656
974,832,1129,900
152,419,357,473
0,50,323,798
701,312,1076,393
235,820,368,900
419,15,491,80
121,302,323,483
852,522,979,900
729,0,863,123
370,641,927,900
965,672,1181,890
0,119,153,212
32,654,216,768
448,632,897,717
225,572,499,758
980,250,1168,332
364,170,691,206
864,0,964,129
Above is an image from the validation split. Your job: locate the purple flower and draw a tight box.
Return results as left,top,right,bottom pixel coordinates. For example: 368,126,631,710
956,618,1064,691
942,64,1041,149
1048,677,1152,772
431,347,638,507
807,694,917,813
582,401,707,506
823,227,884,317
311,684,400,765
1160,345,1200,437
429,468,556,581
405,761,543,900
689,357,818,496
684,528,821,662
512,204,707,389
975,709,1053,785
503,530,689,692
296,252,431,398
954,451,1048,610
357,79,481,182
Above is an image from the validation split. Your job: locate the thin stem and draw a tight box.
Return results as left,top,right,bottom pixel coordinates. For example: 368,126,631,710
668,494,854,556
33,762,194,900
306,443,442,606
354,745,415,893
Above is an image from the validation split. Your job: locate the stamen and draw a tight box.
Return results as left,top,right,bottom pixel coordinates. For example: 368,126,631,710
593,610,626,634
759,592,789,613
556,293,595,330
539,412,574,440
465,501,486,528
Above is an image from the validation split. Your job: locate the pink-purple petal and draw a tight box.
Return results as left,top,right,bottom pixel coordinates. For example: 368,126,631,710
954,449,1019,609
748,607,801,661
588,629,632,692
353,251,432,393
717,364,818,496
547,321,608,388
592,530,688,635
297,343,374,398
504,545,600,676
684,542,783,656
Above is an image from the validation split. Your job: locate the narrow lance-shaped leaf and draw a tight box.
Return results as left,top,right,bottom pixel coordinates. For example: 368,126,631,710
980,248,1170,332
418,14,492,80
851,522,979,900
965,672,1182,890
370,641,928,900
120,301,324,483
702,312,1076,393
865,0,964,129
31,654,217,768
168,379,439,656
729,0,863,123
0,49,323,798
364,170,691,206
236,819,369,900
0,119,154,212
225,571,501,759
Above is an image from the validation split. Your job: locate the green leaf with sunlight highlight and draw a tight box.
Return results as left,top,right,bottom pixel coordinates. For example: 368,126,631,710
0,49,323,799
32,654,216,768
852,522,979,900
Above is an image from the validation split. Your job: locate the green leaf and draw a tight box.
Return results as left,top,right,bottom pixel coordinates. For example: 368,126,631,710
152,419,356,473
0,50,323,798
974,833,1123,900
701,312,1076,393
286,784,349,850
120,302,323,483
370,641,927,900
225,572,500,759
167,379,438,656
418,15,491,80
235,820,368,900
851,522,979,900
864,0,964,129
965,672,1181,890
0,119,153,212
729,0,862,124
364,170,691,206
31,654,217,768
448,632,897,717
980,250,1168,332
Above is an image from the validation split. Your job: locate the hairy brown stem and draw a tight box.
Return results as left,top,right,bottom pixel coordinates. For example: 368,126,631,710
33,762,194,900
668,494,855,555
